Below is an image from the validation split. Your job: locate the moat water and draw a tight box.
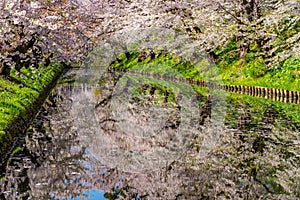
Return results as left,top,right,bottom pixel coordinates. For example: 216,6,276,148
1,69,299,199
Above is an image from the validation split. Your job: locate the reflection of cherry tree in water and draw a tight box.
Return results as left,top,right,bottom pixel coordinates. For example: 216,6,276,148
91,70,300,199
93,69,299,199
96,73,182,152
89,68,202,173
79,68,220,199
0,72,211,199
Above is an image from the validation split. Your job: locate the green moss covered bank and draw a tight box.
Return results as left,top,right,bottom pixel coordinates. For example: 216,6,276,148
0,63,66,166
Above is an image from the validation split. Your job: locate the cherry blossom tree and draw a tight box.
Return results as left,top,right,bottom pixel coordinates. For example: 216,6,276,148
178,0,300,67
0,0,299,78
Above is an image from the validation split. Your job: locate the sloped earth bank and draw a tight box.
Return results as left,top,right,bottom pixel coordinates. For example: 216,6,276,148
0,69,299,199
0,63,65,169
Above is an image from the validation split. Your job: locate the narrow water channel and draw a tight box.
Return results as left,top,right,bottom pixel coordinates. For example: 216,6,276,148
1,69,299,199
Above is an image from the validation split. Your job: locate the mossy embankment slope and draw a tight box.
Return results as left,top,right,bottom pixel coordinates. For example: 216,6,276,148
214,42,300,92
0,63,65,166
108,49,300,120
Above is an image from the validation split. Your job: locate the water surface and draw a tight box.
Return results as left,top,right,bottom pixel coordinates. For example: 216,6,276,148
0,69,299,199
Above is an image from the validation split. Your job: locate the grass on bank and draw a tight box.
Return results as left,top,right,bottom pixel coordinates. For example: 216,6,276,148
111,45,300,92
0,63,64,142
110,49,221,85
215,33,300,91
217,52,300,91
215,17,300,91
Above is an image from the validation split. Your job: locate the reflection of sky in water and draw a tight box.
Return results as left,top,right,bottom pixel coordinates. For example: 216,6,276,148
49,149,112,200
51,190,107,200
